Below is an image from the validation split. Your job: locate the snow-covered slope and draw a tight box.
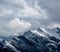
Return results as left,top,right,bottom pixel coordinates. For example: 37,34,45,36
46,27,60,39
0,27,60,52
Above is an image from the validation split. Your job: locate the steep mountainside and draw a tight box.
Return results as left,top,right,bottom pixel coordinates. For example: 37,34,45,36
0,27,60,52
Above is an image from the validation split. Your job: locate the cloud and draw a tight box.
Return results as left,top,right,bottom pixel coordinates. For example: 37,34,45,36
0,0,60,37
0,8,13,17
38,0,60,23
0,18,31,37
7,18,31,32
16,5,48,20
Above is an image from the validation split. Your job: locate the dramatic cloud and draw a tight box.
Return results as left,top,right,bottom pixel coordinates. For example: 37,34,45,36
0,0,60,37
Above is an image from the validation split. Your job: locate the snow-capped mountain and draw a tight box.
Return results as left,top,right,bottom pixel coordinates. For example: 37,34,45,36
0,27,60,52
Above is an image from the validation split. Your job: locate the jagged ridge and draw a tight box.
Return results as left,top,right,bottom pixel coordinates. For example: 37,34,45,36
0,27,60,52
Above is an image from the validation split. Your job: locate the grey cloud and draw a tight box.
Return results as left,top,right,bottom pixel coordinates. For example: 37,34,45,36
0,0,60,37
38,0,60,23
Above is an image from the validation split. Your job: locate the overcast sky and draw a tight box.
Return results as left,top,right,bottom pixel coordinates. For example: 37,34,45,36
0,0,60,37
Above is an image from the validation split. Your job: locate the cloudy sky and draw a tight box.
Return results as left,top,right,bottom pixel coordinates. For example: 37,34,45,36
0,0,60,37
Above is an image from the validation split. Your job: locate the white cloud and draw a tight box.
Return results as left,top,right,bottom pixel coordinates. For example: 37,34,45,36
17,7,40,18
8,18,31,30
15,0,48,20
0,18,31,37
0,0,49,37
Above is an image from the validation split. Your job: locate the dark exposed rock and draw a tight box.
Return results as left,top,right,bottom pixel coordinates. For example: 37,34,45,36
0,27,60,52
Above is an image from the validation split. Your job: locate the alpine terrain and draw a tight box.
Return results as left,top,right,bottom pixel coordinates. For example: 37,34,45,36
0,27,60,52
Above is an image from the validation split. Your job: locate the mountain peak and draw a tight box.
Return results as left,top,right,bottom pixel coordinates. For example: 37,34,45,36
56,27,60,30
0,27,60,52
37,28,43,32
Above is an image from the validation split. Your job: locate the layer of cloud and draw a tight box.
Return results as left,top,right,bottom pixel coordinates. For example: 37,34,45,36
0,0,60,37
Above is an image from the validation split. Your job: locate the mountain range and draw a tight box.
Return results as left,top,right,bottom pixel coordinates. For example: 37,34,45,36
0,27,60,52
